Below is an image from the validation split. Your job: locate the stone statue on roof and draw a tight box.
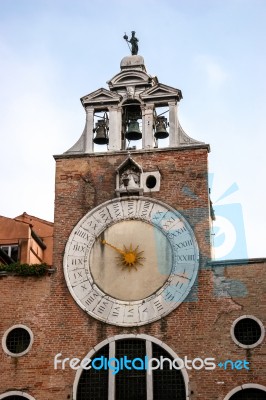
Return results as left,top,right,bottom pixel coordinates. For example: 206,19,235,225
123,31,139,55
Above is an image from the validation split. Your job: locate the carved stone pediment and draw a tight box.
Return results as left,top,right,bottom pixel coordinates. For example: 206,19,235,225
81,88,121,108
108,70,156,91
140,83,182,103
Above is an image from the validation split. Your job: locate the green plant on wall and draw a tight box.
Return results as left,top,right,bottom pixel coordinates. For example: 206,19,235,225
0,263,51,276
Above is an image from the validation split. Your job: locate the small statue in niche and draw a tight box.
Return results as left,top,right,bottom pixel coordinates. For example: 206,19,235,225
120,167,140,189
126,86,135,99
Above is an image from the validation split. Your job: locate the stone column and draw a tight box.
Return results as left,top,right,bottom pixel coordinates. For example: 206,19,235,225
169,101,179,147
84,106,94,153
146,340,153,400
142,104,154,149
109,105,121,151
108,341,115,400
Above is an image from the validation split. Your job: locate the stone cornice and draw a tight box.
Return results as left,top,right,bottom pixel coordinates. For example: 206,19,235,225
54,143,210,160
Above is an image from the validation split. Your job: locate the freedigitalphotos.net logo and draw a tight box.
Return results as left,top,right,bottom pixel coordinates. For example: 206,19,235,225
180,174,248,261
154,175,249,304
209,176,248,261
54,354,249,375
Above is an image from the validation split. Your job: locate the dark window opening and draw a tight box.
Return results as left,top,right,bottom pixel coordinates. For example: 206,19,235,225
77,343,109,400
0,244,19,261
152,343,186,400
230,388,266,400
6,328,31,354
115,339,146,400
146,175,157,189
234,318,262,346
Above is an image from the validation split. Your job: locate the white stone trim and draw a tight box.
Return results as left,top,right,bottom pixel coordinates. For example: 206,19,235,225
231,315,265,349
223,383,266,400
2,324,33,357
146,340,153,400
108,341,115,400
73,333,190,399
142,104,154,149
0,391,36,399
109,106,121,151
84,106,94,153
168,101,178,147
143,171,161,192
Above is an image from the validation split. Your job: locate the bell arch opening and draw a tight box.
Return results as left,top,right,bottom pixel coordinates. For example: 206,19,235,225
122,100,142,149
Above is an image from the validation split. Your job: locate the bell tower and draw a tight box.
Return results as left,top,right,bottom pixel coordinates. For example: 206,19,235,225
65,38,203,155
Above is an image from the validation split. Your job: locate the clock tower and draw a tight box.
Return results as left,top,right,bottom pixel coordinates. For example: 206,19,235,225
54,35,211,398
1,33,265,400
57,45,213,322
51,34,266,400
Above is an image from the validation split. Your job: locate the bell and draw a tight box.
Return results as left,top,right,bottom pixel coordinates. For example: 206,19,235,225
93,120,109,145
125,120,142,141
154,116,169,139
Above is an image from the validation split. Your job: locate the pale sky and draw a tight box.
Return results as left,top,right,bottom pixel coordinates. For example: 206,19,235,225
0,0,265,260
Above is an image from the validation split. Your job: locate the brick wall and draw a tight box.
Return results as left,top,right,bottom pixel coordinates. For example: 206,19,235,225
0,146,265,399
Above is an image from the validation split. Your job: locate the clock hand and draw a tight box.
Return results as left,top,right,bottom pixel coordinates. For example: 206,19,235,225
101,239,126,255
101,240,145,269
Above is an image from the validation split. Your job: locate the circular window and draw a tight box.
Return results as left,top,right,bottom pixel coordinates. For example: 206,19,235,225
146,175,157,189
2,325,33,357
231,316,265,348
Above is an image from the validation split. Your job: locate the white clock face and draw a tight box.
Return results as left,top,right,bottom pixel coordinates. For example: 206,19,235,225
63,197,199,326
90,219,172,301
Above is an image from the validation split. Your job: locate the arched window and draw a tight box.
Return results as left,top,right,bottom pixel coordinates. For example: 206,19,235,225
2,397,26,400
229,388,266,399
224,384,266,400
74,335,188,400
0,392,36,400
